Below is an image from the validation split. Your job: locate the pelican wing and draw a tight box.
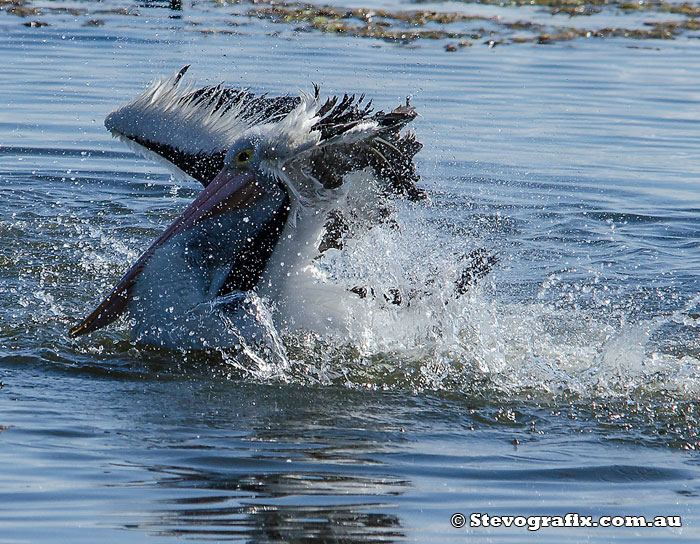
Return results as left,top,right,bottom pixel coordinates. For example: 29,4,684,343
105,66,299,186
305,91,426,201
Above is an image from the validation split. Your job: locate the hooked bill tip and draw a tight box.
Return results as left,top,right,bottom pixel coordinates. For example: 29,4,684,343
68,323,85,338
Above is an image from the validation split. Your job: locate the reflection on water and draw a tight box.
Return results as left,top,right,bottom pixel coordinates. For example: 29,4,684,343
140,465,405,541
129,390,407,541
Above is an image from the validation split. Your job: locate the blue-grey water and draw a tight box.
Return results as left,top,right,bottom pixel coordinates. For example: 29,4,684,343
2,1,700,542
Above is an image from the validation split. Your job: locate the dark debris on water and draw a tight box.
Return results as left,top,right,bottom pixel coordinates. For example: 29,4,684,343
246,1,700,45
2,0,700,47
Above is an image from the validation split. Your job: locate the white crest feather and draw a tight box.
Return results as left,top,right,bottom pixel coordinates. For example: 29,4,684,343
261,92,322,164
256,92,323,221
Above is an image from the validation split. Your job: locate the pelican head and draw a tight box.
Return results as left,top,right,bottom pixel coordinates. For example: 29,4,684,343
68,127,296,340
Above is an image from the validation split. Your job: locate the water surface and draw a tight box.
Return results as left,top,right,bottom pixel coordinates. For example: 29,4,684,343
1,1,700,542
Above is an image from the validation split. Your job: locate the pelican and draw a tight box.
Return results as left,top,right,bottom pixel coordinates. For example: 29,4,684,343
69,66,441,349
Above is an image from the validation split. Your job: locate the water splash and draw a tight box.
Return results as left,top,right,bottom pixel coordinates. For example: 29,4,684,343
199,194,700,404
5,167,699,409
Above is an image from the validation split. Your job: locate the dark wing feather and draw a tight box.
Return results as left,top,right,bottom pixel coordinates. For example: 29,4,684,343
105,66,300,187
308,95,426,200
314,93,374,140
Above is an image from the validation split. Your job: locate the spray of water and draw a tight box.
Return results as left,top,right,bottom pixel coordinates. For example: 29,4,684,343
10,167,695,407
182,189,700,403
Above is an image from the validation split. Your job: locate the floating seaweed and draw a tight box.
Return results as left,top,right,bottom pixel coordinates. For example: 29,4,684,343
3,0,700,47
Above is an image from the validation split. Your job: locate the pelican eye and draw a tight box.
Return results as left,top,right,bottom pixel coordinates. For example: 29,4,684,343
234,148,254,166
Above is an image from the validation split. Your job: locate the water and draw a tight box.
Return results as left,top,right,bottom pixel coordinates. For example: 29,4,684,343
2,0,700,542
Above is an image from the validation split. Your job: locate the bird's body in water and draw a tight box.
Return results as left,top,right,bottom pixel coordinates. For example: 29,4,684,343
70,67,493,352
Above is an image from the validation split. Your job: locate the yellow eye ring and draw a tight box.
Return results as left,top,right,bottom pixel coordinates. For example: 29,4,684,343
234,148,254,166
